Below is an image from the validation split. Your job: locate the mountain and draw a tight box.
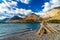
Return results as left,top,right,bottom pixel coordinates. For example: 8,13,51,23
42,7,60,23
48,7,60,20
10,16,23,20
7,16,23,23
7,13,41,23
0,16,23,23
0,18,9,22
24,13,40,22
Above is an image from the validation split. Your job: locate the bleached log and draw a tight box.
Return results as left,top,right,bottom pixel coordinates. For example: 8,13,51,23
36,20,59,36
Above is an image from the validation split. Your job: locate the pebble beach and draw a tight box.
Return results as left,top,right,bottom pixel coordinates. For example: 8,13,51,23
1,23,60,40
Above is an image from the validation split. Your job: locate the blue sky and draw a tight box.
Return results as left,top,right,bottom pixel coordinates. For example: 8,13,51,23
16,0,50,12
0,0,60,20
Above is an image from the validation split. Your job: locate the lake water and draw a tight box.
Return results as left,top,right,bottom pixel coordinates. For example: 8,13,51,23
0,23,40,39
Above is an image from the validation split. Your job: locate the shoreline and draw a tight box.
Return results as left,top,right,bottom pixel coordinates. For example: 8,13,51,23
2,30,60,40
0,30,37,40
1,23,60,40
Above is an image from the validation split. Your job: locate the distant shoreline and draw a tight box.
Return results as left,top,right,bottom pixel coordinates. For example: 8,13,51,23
0,22,40,24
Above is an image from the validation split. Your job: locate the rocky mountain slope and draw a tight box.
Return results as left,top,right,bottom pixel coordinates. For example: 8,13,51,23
7,14,41,23
42,7,60,23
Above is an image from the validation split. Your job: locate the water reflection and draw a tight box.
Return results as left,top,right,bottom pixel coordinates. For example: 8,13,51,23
26,23,40,31
0,23,40,39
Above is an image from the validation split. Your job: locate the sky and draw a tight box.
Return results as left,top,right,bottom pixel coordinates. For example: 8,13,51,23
0,0,60,20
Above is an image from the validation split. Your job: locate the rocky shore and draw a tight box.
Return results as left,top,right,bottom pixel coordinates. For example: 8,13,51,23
1,31,60,40
1,23,60,40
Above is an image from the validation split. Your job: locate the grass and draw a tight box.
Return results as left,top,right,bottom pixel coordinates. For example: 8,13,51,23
47,20,60,24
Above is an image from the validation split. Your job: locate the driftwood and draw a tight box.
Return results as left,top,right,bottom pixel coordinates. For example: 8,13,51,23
36,20,59,36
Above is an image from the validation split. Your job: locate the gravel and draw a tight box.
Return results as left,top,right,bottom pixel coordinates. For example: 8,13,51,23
1,23,60,40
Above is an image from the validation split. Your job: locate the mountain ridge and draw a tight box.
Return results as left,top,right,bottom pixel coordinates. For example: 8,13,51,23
7,13,41,23
44,7,60,23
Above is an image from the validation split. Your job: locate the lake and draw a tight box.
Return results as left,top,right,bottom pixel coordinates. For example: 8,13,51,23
0,23,40,39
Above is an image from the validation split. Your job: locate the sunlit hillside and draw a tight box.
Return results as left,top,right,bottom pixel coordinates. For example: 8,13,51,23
42,7,60,23
7,13,41,23
42,7,60,19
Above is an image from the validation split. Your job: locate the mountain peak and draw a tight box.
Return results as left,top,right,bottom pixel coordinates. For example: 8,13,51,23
10,16,23,20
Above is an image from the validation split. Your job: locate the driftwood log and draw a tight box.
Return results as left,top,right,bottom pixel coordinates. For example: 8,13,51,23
36,20,59,36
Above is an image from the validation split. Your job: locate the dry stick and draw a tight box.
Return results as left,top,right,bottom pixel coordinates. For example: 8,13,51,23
44,25,56,33
42,21,54,33
36,25,52,36
47,24,59,33
48,27,58,33
44,24,55,33
36,20,58,36
43,22,58,33
36,25,44,35
43,25,53,33
38,27,44,37
36,23,52,36
42,21,58,33
36,26,45,37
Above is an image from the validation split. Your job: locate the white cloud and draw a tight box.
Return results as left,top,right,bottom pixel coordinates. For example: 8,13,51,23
42,2,51,12
3,0,17,8
50,0,60,8
0,0,17,13
1,0,60,20
35,12,46,16
14,8,33,15
42,0,60,12
19,0,30,4
36,0,60,16
0,0,17,20
0,0,33,20
0,16,7,20
50,0,60,5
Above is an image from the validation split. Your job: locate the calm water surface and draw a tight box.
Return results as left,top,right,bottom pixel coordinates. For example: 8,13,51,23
0,23,40,39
